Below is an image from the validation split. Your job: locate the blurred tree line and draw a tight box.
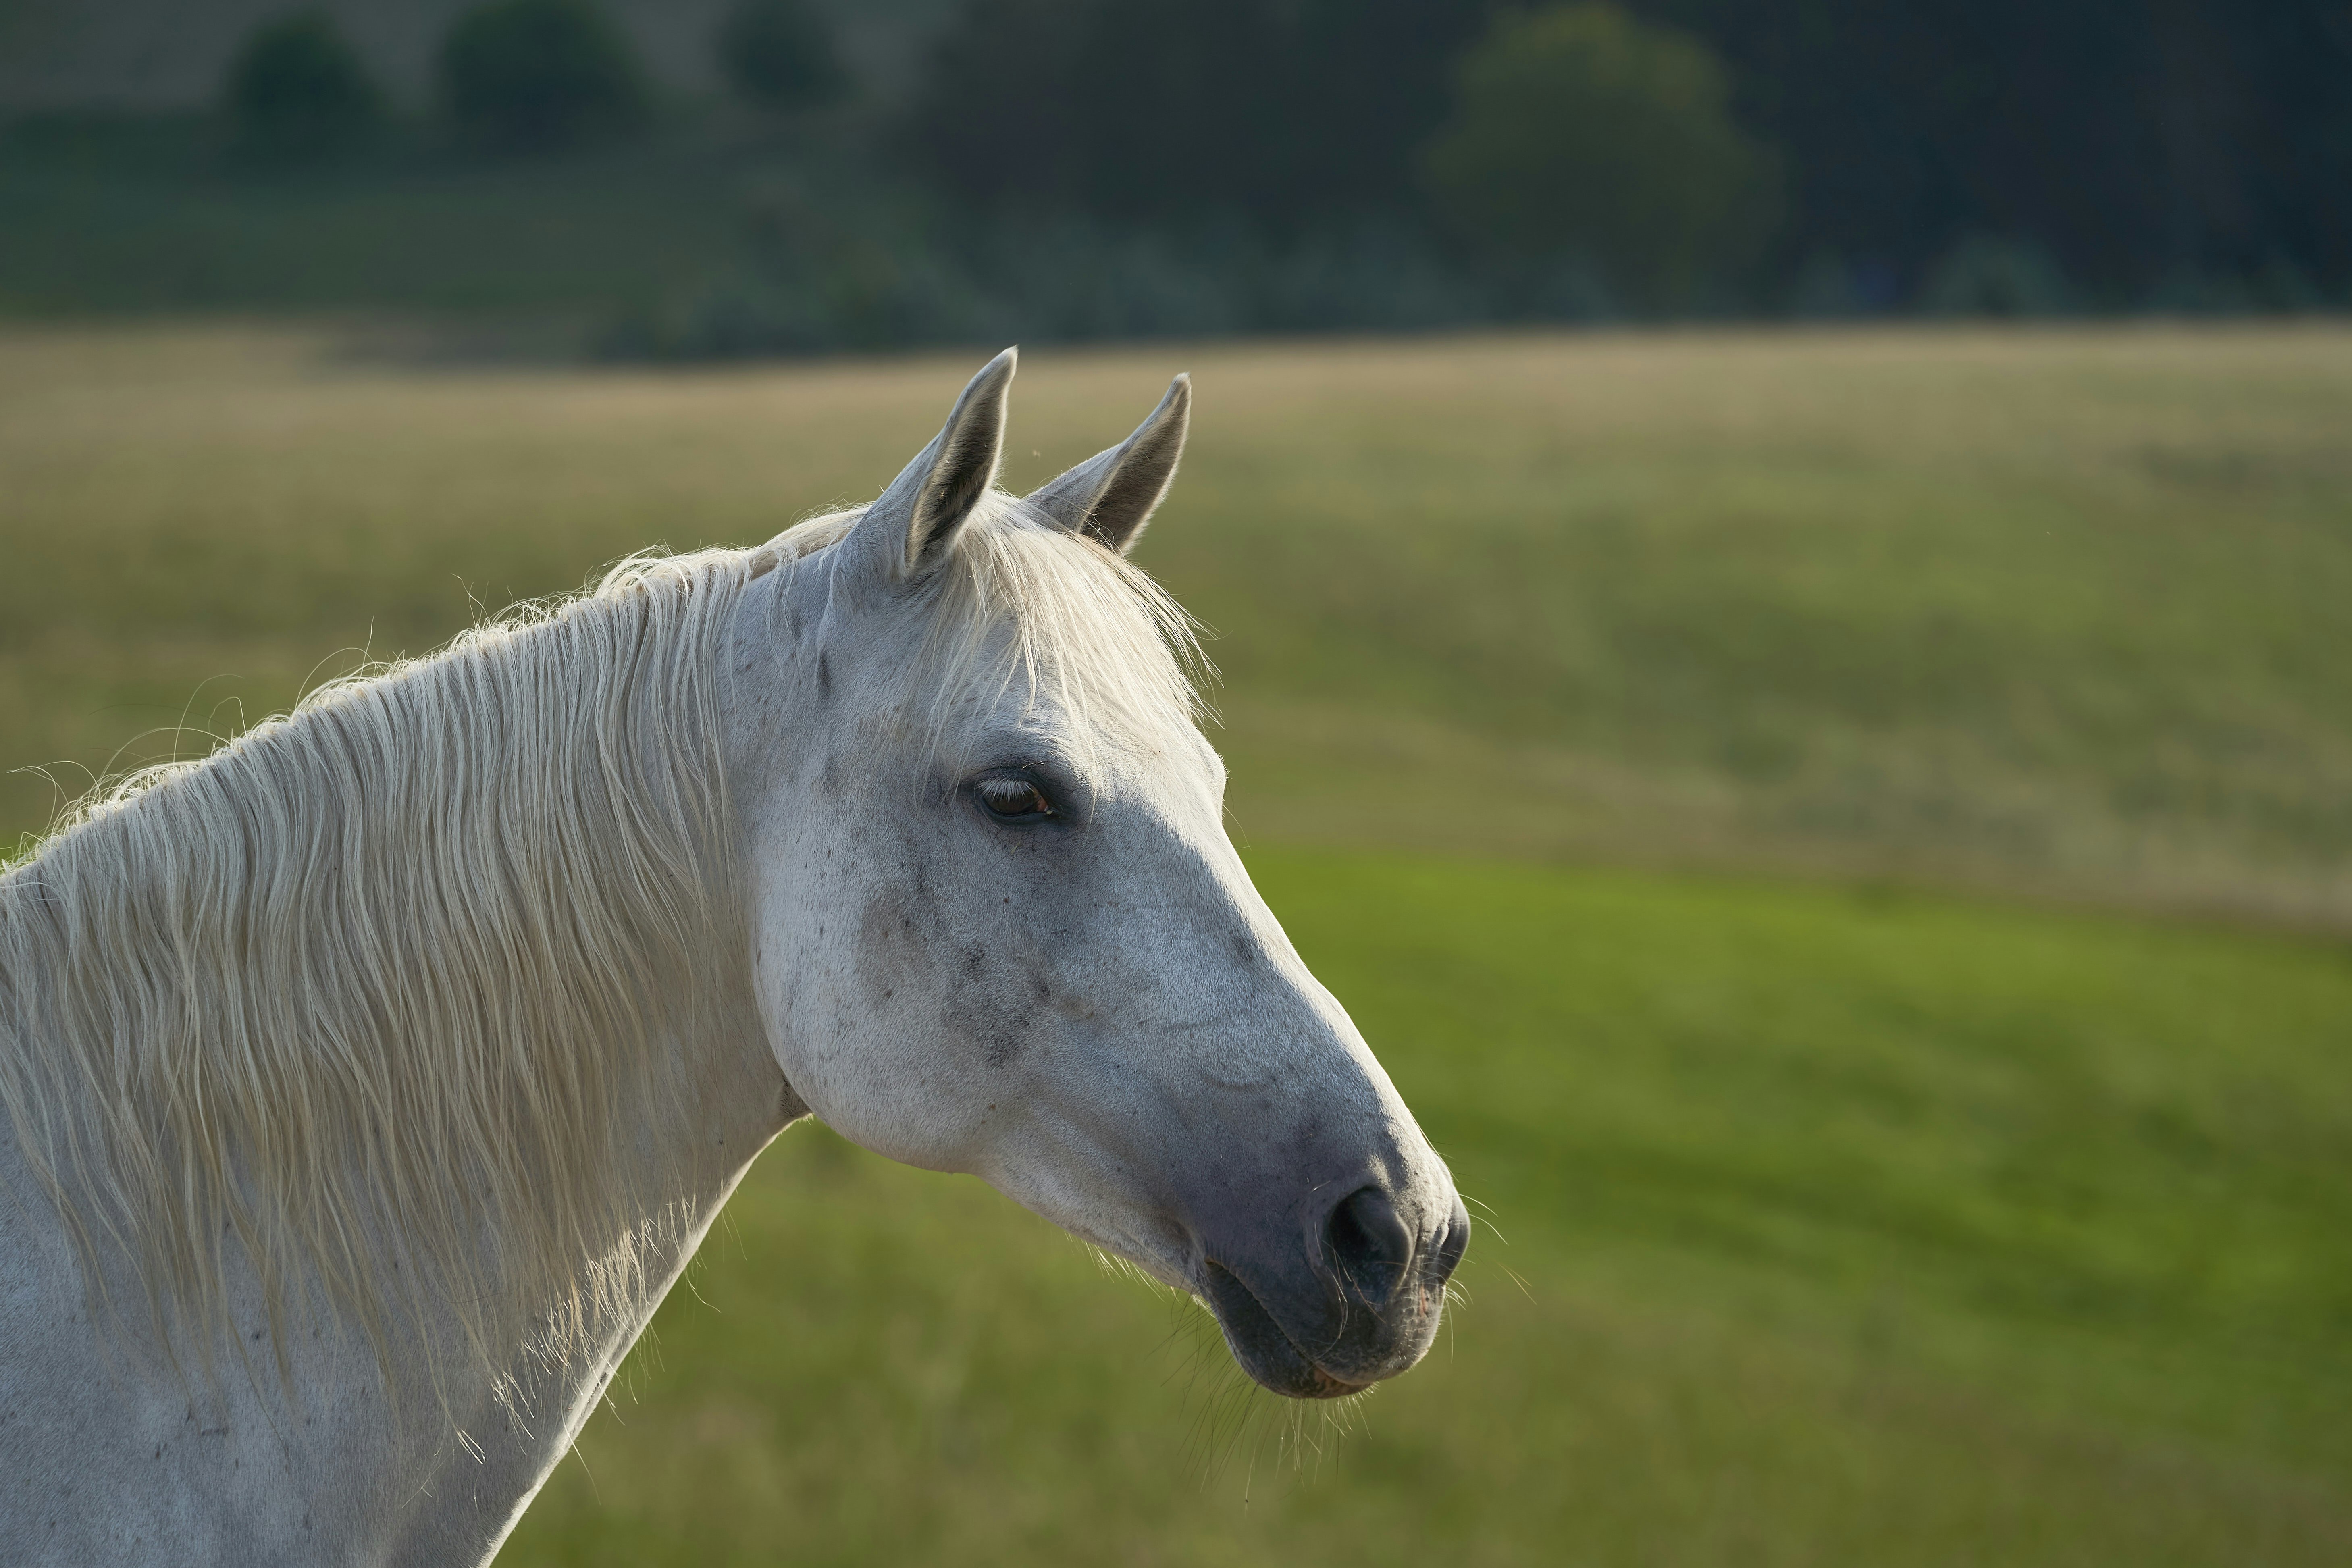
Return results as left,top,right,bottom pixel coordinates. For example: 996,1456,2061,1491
226,0,838,162
36,0,2352,347
897,0,2348,310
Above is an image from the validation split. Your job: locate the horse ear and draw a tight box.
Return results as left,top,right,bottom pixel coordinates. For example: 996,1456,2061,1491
850,348,1017,580
1026,374,1190,555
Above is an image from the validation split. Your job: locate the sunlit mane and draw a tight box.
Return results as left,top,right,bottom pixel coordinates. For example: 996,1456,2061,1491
0,550,755,1395
0,497,1207,1402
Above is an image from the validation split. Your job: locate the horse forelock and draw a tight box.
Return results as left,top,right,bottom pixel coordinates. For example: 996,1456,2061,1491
781,491,1214,780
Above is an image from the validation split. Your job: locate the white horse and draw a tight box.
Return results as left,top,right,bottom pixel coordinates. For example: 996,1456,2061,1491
0,351,1466,1564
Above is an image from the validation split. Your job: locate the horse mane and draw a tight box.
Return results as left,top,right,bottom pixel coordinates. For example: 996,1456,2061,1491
0,547,755,1392
0,497,1205,1399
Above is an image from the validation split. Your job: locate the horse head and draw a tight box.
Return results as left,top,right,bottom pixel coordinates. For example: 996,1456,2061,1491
726,351,1468,1397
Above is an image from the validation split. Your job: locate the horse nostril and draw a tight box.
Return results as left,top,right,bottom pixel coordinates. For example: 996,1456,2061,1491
1325,1186,1414,1307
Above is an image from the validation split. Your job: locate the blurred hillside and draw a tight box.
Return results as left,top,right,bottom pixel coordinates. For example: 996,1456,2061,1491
1,0,2345,345
7,323,2350,929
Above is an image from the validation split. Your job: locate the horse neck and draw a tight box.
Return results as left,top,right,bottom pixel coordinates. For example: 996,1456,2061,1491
0,576,783,1402
397,1010,791,1528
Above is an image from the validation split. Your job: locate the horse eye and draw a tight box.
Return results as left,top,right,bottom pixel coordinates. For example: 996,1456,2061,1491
974,775,1056,822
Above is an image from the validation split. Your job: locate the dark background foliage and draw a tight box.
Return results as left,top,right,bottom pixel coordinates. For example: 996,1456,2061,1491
716,0,846,116
899,0,2351,303
1,0,2345,339
224,8,387,164
438,0,651,156
1640,0,2352,299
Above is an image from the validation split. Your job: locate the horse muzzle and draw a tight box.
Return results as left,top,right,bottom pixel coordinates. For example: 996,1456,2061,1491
1198,1183,1472,1398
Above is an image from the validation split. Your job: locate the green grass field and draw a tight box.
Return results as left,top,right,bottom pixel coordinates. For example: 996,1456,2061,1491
8,322,2349,917
2,324,2348,1562
500,851,2352,1566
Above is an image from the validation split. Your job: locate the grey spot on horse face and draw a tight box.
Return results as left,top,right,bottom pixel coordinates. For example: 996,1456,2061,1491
854,886,929,1007
816,652,833,700
944,943,1056,1071
853,881,1046,1068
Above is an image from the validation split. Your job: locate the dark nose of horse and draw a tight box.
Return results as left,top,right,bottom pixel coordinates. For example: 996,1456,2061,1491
1326,1185,1470,1308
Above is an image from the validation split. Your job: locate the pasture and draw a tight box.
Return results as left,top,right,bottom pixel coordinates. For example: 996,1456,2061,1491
2,324,2348,1562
